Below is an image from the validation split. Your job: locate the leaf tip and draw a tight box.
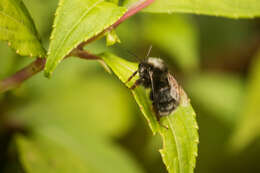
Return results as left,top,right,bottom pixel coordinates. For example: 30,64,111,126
44,62,54,78
44,70,52,78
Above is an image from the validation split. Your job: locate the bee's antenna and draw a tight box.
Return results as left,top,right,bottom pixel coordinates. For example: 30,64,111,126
145,45,153,59
117,45,142,61
126,49,141,61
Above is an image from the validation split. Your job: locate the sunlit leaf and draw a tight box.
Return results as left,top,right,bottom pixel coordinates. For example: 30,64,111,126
16,126,144,173
230,51,260,151
106,0,119,5
124,0,260,18
101,52,199,173
142,14,199,71
0,0,45,57
106,29,121,46
44,0,127,77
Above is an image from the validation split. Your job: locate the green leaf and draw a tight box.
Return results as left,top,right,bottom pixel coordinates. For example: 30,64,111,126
230,51,260,151
142,14,199,71
44,0,127,77
106,0,119,5
0,0,45,57
101,53,199,173
16,127,144,173
124,0,260,18
106,29,121,46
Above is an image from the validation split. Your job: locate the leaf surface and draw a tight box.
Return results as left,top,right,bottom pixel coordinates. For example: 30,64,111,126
124,0,260,18
45,0,126,76
0,0,45,57
101,53,199,173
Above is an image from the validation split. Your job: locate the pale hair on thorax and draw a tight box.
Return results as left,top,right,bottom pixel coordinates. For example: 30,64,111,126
147,57,166,70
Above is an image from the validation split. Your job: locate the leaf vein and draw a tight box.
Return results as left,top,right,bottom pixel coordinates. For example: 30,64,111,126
167,116,183,173
52,0,104,59
0,11,29,29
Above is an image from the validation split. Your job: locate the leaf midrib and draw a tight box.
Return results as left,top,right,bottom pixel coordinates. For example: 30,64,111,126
0,11,33,32
179,109,195,169
0,25,32,36
167,116,183,173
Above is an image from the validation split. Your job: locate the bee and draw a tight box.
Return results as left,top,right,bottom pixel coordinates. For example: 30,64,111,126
126,47,180,126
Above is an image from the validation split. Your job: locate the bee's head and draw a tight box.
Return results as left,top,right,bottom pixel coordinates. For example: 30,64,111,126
138,62,151,77
147,58,167,72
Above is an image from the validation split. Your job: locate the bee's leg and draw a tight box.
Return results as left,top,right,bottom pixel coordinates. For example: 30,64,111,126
149,91,154,101
155,114,169,129
125,71,138,83
153,105,169,129
130,79,142,90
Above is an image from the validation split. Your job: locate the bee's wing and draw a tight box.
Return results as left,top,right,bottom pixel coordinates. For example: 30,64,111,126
148,70,155,98
167,73,180,103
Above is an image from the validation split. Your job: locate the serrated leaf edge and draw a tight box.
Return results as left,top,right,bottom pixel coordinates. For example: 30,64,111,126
0,2,46,57
46,0,127,76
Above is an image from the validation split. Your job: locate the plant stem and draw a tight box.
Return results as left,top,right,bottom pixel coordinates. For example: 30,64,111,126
0,0,154,94
70,49,100,60
0,58,45,93
113,0,154,27
0,50,99,93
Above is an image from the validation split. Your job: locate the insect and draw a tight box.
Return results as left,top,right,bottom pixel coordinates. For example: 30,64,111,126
126,47,180,126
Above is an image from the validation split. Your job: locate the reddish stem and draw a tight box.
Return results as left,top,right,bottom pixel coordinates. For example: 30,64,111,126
78,0,154,50
0,58,45,93
0,0,154,93
0,50,98,93
113,0,154,27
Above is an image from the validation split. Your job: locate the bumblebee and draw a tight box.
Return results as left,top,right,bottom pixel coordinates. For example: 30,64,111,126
126,57,180,124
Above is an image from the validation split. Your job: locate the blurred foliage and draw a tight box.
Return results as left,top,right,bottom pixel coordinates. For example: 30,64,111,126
0,43,17,79
16,127,144,173
230,50,260,151
185,72,245,125
1,0,260,173
8,59,135,138
141,14,199,71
